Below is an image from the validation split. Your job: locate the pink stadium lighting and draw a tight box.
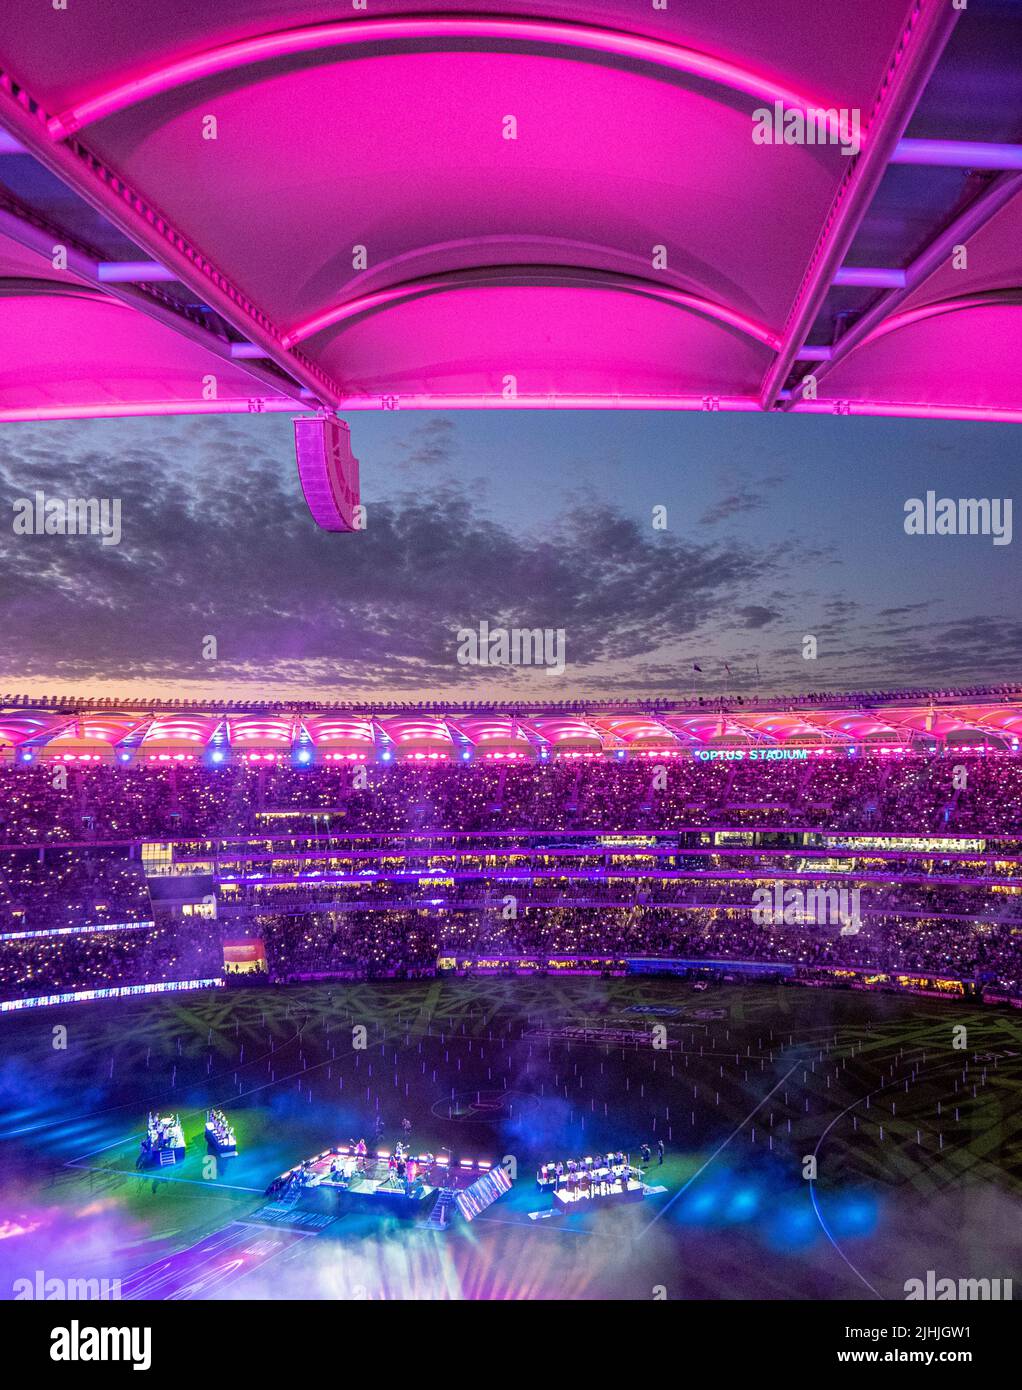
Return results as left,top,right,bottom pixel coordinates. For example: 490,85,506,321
333,395,765,413
46,18,837,139
284,280,782,352
790,400,1022,424
0,401,305,424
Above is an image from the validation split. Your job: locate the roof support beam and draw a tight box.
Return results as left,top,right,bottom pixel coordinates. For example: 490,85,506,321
0,71,343,409
759,0,960,410
0,399,310,424
0,203,309,407
785,169,1022,404
892,139,1022,169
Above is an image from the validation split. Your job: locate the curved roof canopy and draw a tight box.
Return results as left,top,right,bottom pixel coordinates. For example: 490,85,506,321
0,0,1020,433
3,697,1020,760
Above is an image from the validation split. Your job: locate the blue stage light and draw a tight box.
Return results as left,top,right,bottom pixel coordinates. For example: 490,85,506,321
297,749,312,764
211,750,225,764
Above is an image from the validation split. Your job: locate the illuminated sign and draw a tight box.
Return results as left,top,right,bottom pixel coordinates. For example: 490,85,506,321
694,749,808,762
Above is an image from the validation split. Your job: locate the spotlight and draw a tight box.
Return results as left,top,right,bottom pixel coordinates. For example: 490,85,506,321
211,750,225,764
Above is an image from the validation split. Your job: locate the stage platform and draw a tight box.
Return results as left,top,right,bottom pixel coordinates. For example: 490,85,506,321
139,1114,186,1167
552,1179,645,1211
266,1147,497,1222
205,1127,237,1157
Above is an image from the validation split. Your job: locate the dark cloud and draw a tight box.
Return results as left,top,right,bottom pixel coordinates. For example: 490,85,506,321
1,420,1018,701
734,605,779,629
394,417,458,471
0,424,778,696
699,473,785,526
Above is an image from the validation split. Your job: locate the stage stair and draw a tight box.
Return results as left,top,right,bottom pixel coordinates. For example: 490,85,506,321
420,1188,458,1230
158,1149,177,1167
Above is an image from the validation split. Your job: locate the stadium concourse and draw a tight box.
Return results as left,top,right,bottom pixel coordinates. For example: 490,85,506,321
1,688,1021,1012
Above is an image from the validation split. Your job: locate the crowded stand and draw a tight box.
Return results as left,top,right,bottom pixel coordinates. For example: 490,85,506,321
2,754,1022,844
0,848,152,935
254,903,1021,993
0,918,221,1000
2,690,1022,1007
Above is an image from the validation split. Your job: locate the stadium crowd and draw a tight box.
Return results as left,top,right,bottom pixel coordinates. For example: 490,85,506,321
0,919,220,999
1,756,1021,1004
2,755,1022,844
255,903,1022,994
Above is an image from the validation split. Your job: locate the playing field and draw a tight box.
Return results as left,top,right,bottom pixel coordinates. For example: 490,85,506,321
1,978,1020,1300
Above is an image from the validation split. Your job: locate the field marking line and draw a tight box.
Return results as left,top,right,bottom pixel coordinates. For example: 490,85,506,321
637,1058,802,1236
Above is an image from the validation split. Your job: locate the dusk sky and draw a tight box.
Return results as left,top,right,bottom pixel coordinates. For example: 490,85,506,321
0,410,1018,703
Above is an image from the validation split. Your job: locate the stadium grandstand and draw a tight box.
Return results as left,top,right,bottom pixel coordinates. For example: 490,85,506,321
2,687,1020,1012
2,0,1021,1324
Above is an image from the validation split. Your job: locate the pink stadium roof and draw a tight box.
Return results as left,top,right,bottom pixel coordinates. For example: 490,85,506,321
0,0,1020,451
5,694,1019,760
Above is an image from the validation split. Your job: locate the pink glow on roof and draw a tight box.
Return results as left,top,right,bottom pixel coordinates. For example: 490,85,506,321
448,716,532,747
382,718,454,747
301,717,375,745
520,717,602,746
227,717,292,745
46,17,835,139
0,1,1018,432
1,699,1020,757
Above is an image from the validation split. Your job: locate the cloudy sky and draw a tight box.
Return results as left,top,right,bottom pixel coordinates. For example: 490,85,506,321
0,410,1018,702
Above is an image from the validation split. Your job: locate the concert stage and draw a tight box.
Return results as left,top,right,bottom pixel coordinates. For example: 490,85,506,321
139,1114,186,1167
266,1147,499,1222
537,1153,647,1210
552,1178,645,1211
205,1110,237,1157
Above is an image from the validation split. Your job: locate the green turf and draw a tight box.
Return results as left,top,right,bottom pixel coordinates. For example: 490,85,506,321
1,979,1020,1299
